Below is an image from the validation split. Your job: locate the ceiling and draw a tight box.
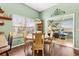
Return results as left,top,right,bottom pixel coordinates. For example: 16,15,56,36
24,3,58,12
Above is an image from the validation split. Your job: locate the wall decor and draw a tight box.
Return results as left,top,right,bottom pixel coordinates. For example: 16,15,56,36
0,7,12,20
51,8,66,17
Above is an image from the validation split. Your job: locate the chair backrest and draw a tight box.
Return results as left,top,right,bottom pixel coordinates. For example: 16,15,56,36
8,32,13,50
23,32,27,42
32,32,44,47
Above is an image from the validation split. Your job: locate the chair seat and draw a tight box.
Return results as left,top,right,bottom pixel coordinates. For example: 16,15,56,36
44,40,52,44
33,44,44,49
25,40,33,44
32,46,44,51
0,45,10,54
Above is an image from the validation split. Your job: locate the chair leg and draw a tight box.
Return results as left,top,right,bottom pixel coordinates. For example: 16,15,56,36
42,50,44,56
49,44,51,55
6,52,9,56
49,43,52,56
32,50,34,56
24,47,27,56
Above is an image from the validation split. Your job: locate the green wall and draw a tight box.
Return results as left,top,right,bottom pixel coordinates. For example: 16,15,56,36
41,3,79,48
0,3,39,33
0,3,39,18
0,3,39,46
1,3,79,48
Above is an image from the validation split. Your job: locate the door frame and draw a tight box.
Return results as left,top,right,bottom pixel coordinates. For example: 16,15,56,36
45,13,75,48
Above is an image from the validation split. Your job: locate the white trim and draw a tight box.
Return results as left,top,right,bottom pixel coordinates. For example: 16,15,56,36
12,43,24,48
45,13,75,48
73,14,75,48
74,48,79,50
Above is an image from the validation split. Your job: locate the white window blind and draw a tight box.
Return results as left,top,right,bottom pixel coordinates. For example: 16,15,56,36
12,14,25,26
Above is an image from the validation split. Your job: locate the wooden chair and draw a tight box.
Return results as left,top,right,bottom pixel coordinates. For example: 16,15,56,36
23,33,28,56
32,32,44,56
44,33,53,55
0,32,13,56
23,33,32,56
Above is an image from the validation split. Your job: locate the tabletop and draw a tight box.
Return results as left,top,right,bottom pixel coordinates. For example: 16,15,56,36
24,34,52,44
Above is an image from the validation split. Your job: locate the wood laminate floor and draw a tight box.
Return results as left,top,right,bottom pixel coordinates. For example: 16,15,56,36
52,39,73,47
1,43,79,56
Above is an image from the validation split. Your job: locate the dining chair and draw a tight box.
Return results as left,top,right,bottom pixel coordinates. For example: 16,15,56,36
0,32,13,56
23,33,32,56
23,33,28,56
32,32,44,56
44,33,53,56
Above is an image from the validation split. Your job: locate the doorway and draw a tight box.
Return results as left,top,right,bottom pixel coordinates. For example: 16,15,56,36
45,14,74,48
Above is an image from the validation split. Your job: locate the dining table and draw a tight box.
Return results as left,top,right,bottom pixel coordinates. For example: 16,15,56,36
24,34,53,55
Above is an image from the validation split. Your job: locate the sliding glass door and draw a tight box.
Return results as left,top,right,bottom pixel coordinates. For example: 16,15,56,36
45,14,74,47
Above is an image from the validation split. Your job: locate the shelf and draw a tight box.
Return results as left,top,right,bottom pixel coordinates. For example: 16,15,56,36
0,16,12,20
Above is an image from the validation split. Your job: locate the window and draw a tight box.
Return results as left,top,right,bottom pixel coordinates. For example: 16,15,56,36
12,14,35,37
12,14,35,46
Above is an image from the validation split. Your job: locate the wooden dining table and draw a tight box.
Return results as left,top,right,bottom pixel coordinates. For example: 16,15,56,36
24,34,52,44
24,34,53,55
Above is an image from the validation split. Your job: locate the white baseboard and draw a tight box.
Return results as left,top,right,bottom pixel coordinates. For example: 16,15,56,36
11,42,79,51
12,43,24,48
74,48,79,50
